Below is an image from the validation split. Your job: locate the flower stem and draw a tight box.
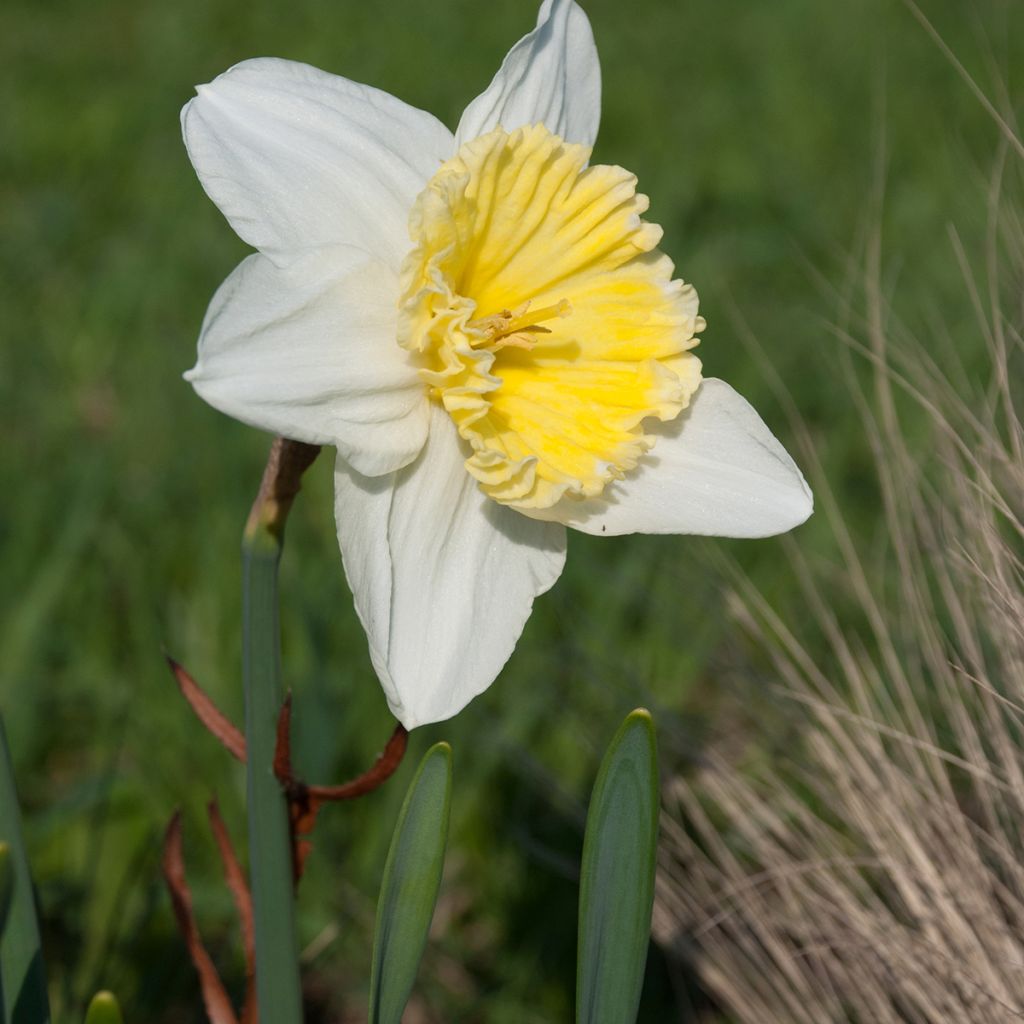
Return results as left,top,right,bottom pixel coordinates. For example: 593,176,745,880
242,438,319,1024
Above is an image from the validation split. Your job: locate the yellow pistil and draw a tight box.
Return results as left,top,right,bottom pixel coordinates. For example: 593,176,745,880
397,123,705,511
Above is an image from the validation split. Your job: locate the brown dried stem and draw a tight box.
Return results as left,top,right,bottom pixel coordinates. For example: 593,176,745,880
161,813,241,1024
207,801,257,1024
166,665,409,883
244,437,320,541
273,693,409,880
166,656,246,762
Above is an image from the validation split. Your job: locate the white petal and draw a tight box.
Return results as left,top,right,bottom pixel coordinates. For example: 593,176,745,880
531,379,813,538
334,407,567,728
455,0,601,150
182,58,454,266
186,247,429,477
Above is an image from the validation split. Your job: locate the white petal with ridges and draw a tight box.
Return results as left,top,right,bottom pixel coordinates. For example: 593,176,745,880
187,247,429,477
182,58,454,266
529,379,813,537
455,0,601,149
334,407,567,728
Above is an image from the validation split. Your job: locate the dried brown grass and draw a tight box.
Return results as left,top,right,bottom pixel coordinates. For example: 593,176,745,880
654,75,1024,1024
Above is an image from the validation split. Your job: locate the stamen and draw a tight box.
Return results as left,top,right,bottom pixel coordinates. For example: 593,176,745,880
468,299,572,352
503,299,572,335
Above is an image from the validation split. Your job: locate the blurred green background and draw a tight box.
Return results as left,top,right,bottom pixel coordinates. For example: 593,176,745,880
1,0,1019,1019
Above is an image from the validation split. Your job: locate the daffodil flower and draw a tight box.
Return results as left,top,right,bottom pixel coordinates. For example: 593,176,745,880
182,0,813,728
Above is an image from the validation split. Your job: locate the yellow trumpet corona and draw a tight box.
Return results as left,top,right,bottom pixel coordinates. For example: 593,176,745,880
398,124,705,511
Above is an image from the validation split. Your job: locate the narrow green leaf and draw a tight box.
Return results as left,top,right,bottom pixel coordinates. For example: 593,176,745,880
0,840,7,1024
576,709,659,1024
368,742,452,1024
0,718,50,1024
242,533,303,1024
0,844,13,939
83,992,122,1024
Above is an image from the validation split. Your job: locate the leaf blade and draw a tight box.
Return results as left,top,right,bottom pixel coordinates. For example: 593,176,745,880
0,843,13,940
576,709,659,1024
368,742,452,1024
0,718,50,1024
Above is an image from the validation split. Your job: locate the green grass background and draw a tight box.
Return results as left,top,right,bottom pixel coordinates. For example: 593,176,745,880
1,0,1019,1019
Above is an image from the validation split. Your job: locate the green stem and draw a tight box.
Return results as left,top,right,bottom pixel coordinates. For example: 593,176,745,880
241,438,319,1024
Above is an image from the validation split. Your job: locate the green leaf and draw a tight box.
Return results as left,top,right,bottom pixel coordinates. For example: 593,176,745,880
0,717,50,1024
0,844,13,939
83,992,122,1024
368,742,452,1024
576,709,659,1024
